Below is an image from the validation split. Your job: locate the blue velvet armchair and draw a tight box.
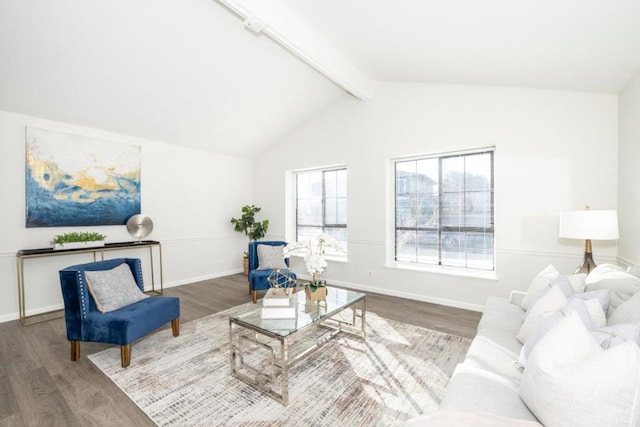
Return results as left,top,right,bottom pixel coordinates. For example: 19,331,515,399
59,258,180,368
248,241,297,303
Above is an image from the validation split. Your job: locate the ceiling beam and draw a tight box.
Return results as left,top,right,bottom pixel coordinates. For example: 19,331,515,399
216,0,374,100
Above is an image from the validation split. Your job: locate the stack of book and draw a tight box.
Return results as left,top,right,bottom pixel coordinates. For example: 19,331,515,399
261,288,297,319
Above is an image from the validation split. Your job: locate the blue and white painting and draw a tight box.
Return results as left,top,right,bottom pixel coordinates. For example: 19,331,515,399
25,127,141,227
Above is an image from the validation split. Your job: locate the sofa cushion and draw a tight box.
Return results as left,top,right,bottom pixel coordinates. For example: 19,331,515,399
519,312,640,427
517,285,567,344
608,290,640,325
85,263,148,313
520,264,560,311
463,328,523,383
440,364,539,422
405,411,543,426
592,323,640,349
478,297,526,334
575,289,610,314
519,296,605,365
585,264,640,316
83,296,180,344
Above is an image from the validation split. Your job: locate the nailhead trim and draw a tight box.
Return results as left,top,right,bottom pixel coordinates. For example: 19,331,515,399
77,271,88,319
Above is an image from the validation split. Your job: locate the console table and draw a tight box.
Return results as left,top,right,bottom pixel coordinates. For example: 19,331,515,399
16,240,163,326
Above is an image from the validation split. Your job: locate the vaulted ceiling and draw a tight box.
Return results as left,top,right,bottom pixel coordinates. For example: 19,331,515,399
1,0,639,158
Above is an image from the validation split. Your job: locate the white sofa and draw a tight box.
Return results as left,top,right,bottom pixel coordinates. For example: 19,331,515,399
415,264,640,427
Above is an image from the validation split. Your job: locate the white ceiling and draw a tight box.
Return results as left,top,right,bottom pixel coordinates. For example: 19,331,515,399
1,0,640,158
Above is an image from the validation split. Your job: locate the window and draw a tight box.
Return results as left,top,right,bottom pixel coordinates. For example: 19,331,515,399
296,167,347,254
394,149,494,270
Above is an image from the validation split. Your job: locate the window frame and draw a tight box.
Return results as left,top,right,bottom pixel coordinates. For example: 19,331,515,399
392,148,495,273
293,166,348,256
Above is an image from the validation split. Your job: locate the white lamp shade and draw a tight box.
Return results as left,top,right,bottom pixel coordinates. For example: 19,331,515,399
558,210,619,240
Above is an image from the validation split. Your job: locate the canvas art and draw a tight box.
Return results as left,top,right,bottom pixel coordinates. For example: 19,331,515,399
25,127,141,227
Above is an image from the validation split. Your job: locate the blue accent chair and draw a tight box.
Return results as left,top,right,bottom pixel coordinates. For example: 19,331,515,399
59,258,180,368
248,241,297,303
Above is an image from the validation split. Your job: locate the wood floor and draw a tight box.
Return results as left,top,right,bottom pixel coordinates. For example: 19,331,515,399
0,274,481,426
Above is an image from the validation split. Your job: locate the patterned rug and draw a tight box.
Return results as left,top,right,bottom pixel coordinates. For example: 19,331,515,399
88,303,471,426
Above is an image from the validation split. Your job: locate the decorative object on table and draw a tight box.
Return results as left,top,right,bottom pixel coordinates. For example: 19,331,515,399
267,268,296,290
284,233,345,286
248,241,297,303
559,206,619,274
261,291,298,319
230,205,269,275
263,286,293,307
126,214,153,242
51,231,107,250
25,127,141,228
305,284,327,301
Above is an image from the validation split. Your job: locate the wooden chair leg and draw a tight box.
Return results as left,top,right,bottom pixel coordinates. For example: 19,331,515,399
171,318,180,337
252,290,257,304
70,340,80,361
121,344,131,368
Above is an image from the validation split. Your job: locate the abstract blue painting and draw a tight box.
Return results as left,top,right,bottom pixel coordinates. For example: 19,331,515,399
25,127,141,227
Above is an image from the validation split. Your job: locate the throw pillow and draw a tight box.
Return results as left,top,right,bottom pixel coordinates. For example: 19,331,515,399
608,290,640,325
575,289,610,314
585,264,640,315
517,285,567,344
519,312,640,427
520,264,560,311
256,244,288,270
85,263,148,313
519,295,604,365
566,273,587,293
592,323,640,349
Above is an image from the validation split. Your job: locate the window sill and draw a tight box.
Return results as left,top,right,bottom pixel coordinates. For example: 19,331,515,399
385,262,498,281
288,254,348,263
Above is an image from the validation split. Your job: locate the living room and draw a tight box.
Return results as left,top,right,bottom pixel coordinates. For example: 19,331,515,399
1,0,640,425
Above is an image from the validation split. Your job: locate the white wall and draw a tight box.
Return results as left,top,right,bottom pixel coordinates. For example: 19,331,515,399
618,69,640,266
0,110,252,322
254,82,619,310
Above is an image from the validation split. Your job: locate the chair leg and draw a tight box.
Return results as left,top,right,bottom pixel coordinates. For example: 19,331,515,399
249,283,252,295
70,340,80,361
171,318,180,337
121,344,131,368
252,290,257,304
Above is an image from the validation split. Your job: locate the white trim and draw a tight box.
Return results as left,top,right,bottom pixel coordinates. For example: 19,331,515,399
391,145,496,163
386,261,498,281
302,275,484,312
215,0,374,100
162,269,243,288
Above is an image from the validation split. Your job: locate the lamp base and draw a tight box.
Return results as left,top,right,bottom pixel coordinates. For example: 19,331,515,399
574,251,597,274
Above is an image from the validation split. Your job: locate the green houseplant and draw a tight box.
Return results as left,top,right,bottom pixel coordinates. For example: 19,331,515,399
230,205,269,275
51,231,107,250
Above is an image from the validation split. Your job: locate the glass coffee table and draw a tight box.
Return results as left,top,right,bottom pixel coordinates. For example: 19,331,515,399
229,285,366,405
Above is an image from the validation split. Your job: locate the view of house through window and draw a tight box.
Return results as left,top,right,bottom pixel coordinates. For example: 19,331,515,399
394,149,494,270
296,167,347,255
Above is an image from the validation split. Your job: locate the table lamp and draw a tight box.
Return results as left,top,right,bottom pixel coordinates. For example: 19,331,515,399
558,206,619,274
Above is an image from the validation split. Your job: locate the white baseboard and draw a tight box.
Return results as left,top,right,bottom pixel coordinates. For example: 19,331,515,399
297,274,484,312
162,268,243,288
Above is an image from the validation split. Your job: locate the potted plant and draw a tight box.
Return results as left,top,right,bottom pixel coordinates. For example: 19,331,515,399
51,231,107,250
230,205,269,275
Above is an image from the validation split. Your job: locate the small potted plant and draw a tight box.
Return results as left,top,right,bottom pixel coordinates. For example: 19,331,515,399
52,231,107,250
230,205,269,275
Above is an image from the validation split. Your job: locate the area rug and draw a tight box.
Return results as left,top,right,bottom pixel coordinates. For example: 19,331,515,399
88,303,471,426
